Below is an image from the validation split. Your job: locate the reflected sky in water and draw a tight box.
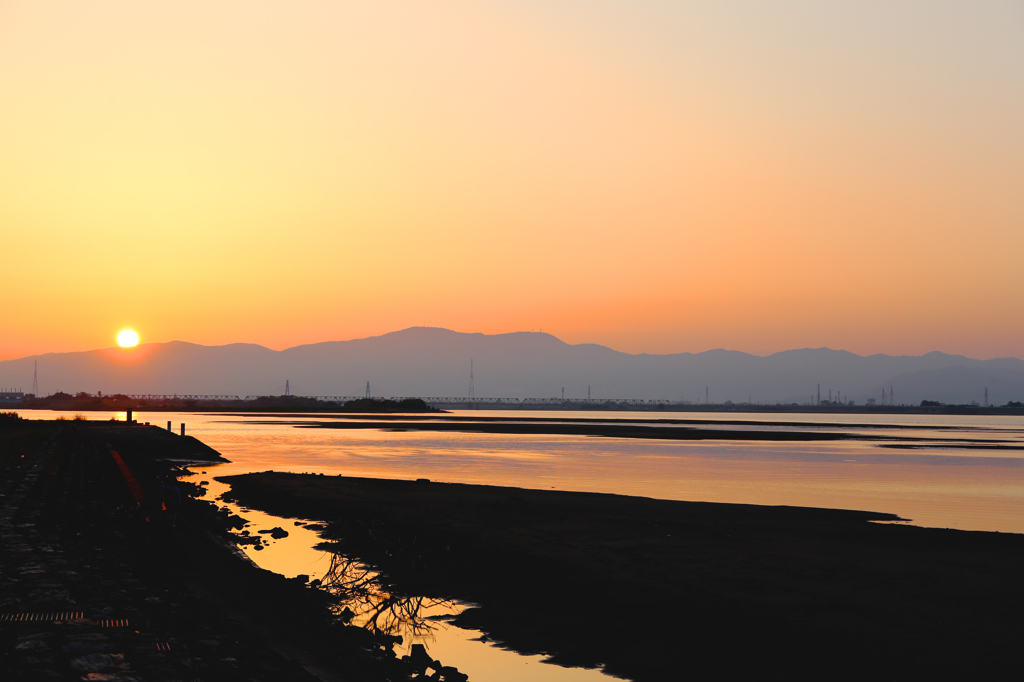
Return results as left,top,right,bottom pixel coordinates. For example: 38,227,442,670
170,409,1024,534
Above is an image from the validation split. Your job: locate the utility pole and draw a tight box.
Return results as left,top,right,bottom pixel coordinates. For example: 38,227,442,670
817,384,820,405
32,360,38,397
469,360,475,401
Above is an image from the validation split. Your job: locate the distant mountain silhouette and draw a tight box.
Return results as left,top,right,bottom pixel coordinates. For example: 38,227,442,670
2,327,1022,405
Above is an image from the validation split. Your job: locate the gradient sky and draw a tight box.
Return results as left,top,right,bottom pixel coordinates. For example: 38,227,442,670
2,0,1022,361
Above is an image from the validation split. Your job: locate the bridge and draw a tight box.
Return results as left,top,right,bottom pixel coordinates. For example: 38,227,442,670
125,394,242,401
55,393,675,407
292,396,673,406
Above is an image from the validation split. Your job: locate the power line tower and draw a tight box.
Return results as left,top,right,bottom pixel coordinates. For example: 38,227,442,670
469,360,475,401
984,386,988,407
285,380,290,396
365,381,371,398
817,384,820,406
32,360,38,397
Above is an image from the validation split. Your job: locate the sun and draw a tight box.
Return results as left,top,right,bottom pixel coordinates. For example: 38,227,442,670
117,330,139,347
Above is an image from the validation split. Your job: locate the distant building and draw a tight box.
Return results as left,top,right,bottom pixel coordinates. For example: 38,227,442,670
0,391,25,403
865,398,876,406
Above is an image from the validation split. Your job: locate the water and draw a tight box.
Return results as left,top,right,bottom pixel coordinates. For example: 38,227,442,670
14,408,1024,680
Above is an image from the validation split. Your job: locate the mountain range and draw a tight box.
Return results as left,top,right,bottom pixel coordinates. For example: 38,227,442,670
2,327,1022,405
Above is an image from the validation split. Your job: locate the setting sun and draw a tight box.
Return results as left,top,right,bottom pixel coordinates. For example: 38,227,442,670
117,330,139,347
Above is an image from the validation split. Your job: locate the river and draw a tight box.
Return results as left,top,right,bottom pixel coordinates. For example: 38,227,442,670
14,408,1024,680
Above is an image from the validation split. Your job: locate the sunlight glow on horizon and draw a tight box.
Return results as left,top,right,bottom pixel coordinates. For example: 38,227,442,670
1,1,1022,362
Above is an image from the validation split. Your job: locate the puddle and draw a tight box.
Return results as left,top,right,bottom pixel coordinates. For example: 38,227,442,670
184,468,617,682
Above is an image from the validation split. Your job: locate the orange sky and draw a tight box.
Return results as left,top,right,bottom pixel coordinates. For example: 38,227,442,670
2,1,1022,361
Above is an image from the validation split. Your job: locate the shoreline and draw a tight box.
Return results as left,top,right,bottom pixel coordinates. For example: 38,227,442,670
221,471,1024,680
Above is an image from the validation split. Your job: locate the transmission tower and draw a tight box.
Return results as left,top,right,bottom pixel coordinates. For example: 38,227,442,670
469,360,475,401
32,360,38,397
285,380,290,396
365,381,371,398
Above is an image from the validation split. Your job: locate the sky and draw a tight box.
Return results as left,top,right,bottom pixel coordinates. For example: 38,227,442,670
2,0,1022,361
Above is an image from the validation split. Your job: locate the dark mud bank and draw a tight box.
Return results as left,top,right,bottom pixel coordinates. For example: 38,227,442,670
221,472,1024,680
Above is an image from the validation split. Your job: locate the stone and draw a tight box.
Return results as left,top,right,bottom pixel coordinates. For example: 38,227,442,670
70,653,130,672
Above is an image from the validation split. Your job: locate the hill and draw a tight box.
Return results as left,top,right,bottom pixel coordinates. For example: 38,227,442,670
1,327,1022,405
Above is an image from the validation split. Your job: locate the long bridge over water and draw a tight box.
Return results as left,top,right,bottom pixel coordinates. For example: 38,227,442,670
112,394,675,407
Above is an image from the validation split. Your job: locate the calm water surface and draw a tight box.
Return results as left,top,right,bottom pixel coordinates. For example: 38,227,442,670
163,409,1024,533
16,408,1024,681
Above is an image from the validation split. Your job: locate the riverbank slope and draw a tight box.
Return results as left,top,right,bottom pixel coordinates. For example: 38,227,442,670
0,418,438,681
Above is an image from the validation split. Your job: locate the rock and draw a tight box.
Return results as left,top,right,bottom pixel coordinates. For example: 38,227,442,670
15,639,49,650
439,666,468,681
225,515,248,530
268,527,289,539
70,653,130,672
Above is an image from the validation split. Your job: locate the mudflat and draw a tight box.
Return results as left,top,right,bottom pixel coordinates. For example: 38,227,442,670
221,472,1024,680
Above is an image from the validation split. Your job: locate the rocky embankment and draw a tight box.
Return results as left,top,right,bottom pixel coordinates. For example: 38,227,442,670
0,419,460,681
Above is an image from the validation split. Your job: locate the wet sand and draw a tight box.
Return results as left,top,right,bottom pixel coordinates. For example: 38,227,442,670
221,472,1024,680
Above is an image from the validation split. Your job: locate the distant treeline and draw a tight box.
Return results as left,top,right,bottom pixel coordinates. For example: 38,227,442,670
18,393,440,413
